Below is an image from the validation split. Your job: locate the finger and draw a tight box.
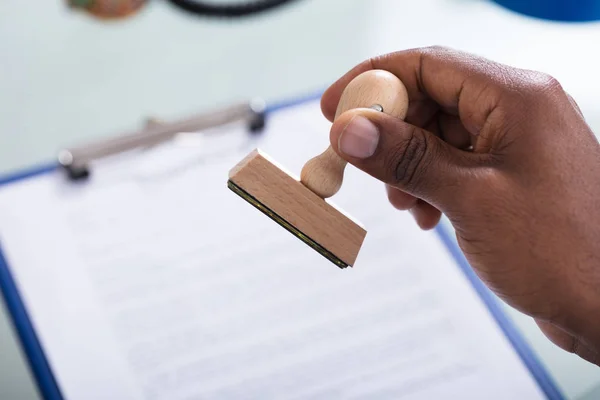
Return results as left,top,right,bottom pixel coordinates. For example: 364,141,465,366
423,112,473,150
322,46,521,137
386,185,441,230
406,98,440,131
435,113,473,149
536,319,598,365
409,200,442,230
330,108,488,210
386,184,418,210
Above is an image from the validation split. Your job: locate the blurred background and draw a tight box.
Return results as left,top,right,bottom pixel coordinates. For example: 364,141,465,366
1,0,600,398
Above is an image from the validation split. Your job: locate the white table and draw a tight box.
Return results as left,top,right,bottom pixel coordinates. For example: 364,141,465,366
1,0,600,398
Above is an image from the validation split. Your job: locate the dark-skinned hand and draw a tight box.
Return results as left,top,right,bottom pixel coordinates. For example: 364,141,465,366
321,46,600,366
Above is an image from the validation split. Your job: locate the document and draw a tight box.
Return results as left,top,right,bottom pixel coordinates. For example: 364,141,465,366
0,99,548,399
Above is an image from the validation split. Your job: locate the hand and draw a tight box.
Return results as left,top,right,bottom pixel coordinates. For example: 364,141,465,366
321,46,600,366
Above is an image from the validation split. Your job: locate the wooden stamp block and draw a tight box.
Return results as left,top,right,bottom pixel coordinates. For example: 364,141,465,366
228,149,366,268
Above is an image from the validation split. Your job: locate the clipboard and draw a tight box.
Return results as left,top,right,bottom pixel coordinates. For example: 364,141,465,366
0,91,565,400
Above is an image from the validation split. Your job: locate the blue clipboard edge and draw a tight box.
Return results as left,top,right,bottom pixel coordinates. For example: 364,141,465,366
0,90,564,400
0,163,63,400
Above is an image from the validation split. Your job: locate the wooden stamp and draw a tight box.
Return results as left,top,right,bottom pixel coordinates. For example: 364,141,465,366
228,69,409,268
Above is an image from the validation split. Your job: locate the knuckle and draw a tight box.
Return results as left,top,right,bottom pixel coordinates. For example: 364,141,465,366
515,70,564,99
387,126,430,190
422,44,452,54
418,45,455,65
495,70,567,122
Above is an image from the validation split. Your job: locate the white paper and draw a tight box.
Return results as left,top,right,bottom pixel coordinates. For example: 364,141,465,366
0,100,548,399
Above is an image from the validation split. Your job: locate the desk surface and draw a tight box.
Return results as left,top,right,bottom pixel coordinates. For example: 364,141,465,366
1,0,600,398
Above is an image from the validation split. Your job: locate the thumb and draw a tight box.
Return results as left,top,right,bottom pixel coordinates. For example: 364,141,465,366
330,108,485,211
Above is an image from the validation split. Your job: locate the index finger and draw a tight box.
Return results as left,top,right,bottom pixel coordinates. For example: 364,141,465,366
321,46,522,135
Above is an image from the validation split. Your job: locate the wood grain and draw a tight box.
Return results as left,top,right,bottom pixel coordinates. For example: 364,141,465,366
300,69,409,198
229,149,366,267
